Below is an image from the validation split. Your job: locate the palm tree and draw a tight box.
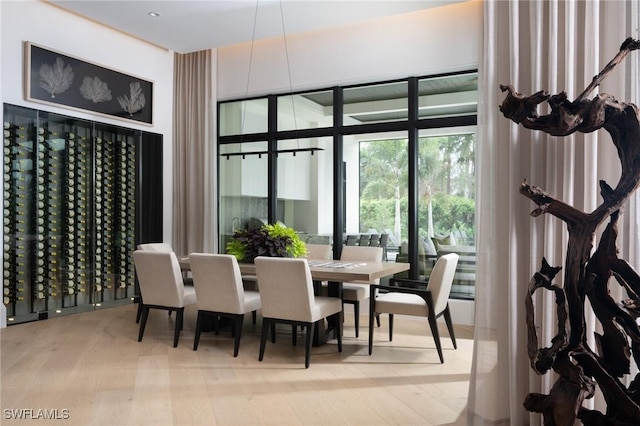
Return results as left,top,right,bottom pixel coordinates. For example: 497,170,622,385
360,139,408,240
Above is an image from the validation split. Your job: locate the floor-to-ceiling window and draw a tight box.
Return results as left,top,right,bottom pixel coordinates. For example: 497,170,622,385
417,128,476,298
217,71,477,298
356,134,408,261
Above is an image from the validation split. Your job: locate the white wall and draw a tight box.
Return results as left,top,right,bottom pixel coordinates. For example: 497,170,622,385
217,1,482,99
1,0,175,242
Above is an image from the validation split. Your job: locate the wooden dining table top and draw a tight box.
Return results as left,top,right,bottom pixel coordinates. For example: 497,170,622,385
179,256,409,282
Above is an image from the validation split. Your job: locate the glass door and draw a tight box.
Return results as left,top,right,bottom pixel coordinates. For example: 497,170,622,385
276,137,333,250
352,132,408,263
418,127,476,297
218,141,269,252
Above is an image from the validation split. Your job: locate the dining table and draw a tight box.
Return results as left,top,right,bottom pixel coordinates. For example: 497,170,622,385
178,255,410,345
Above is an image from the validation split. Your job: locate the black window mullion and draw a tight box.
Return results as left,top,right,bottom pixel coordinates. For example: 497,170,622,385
267,95,277,224
408,77,420,279
333,87,344,261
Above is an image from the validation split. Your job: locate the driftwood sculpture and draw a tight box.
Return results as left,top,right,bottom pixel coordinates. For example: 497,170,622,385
499,38,640,425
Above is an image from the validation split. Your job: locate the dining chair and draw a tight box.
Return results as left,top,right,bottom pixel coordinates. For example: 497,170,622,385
358,234,372,247
379,234,390,260
304,244,332,260
134,242,192,323
303,243,332,296
368,253,459,363
189,253,262,357
369,234,381,247
137,243,173,252
132,250,198,348
339,245,383,337
254,257,343,368
345,235,359,246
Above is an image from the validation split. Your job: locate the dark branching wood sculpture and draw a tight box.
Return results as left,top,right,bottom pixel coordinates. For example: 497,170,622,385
500,38,640,425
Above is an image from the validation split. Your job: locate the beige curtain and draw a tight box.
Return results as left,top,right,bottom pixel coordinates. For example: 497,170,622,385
172,50,214,255
468,1,639,424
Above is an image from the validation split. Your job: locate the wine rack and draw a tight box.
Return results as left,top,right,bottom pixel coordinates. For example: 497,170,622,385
2,104,162,324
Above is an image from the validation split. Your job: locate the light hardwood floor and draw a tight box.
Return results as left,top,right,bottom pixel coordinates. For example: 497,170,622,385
1,303,473,426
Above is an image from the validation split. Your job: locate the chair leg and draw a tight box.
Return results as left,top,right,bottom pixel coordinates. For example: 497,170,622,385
232,315,244,357
214,315,220,335
336,311,343,353
389,314,394,341
443,306,457,349
304,322,315,369
252,310,257,325
193,310,204,351
376,314,381,328
292,324,297,346
428,312,444,363
138,305,150,342
259,319,270,362
368,295,376,355
173,308,184,348
271,322,277,343
135,297,143,324
353,301,360,338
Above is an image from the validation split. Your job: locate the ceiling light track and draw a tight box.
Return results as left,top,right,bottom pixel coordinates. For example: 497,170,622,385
225,147,324,160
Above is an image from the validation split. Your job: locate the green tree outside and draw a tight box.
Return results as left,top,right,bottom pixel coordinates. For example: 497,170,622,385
359,133,475,245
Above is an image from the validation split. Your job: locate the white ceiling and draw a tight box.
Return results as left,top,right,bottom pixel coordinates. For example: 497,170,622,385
48,0,466,54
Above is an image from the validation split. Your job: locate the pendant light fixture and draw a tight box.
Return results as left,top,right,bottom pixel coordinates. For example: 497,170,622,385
229,0,324,160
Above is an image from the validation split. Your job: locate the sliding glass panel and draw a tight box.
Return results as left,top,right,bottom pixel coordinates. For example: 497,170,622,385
353,132,407,262
218,142,268,252
418,72,478,120
418,127,476,297
277,90,333,131
219,98,268,136
343,81,408,125
276,137,333,251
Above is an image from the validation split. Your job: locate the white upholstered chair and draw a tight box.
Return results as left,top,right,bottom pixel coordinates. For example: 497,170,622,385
254,257,343,368
135,242,192,323
304,244,332,260
368,253,459,363
189,253,262,357
133,250,197,348
339,246,383,337
137,243,173,252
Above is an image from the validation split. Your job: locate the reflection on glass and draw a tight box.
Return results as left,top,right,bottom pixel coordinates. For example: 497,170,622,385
418,72,478,120
219,142,269,252
277,90,333,131
343,81,408,125
276,137,333,246
219,98,268,136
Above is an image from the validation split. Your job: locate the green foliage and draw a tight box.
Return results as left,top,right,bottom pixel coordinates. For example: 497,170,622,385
262,223,307,258
225,223,306,263
360,200,395,231
359,133,476,243
225,238,247,261
430,194,475,237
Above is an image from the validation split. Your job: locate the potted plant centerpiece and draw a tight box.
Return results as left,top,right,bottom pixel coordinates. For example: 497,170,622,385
226,222,307,263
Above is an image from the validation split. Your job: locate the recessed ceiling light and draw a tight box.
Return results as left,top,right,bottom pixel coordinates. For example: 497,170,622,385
148,12,160,17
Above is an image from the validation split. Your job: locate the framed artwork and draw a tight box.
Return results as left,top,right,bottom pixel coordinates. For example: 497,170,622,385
24,42,153,126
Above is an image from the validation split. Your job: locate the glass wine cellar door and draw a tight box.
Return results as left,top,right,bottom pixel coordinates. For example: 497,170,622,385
3,104,163,324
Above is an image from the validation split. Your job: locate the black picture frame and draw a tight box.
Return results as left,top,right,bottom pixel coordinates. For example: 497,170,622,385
24,42,153,126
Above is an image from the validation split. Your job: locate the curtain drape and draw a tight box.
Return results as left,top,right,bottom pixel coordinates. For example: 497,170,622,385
468,1,639,424
172,50,214,255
